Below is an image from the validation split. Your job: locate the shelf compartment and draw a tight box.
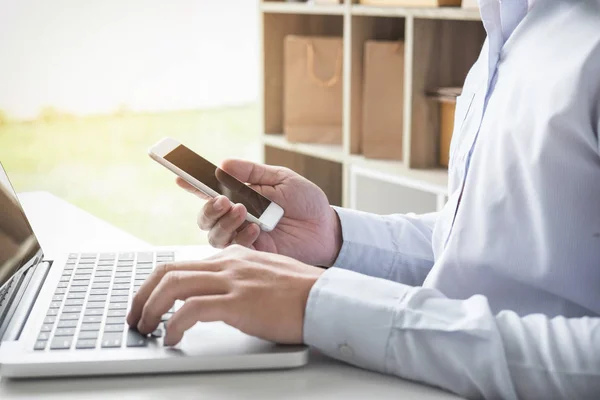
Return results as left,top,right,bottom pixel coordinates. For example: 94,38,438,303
406,17,485,168
262,13,344,136
348,16,406,157
261,1,346,16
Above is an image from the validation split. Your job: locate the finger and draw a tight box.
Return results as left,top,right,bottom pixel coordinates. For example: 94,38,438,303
232,223,261,248
127,261,221,328
175,178,211,200
137,271,229,334
197,195,232,231
207,204,247,248
164,295,232,346
220,159,289,186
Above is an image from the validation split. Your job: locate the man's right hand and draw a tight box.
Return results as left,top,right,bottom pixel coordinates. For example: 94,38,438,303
176,159,342,267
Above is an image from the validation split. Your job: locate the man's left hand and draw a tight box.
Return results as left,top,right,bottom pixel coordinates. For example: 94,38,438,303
126,245,324,346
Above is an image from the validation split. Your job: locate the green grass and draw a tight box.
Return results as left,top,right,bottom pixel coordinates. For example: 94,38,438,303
0,104,260,245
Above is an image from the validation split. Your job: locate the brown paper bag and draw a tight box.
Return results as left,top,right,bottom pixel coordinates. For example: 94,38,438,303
362,40,405,160
284,36,343,144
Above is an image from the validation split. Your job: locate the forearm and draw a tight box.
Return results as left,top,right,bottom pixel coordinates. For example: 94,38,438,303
304,268,600,400
331,207,437,286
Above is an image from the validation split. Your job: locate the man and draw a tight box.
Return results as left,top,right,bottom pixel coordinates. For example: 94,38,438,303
128,0,600,398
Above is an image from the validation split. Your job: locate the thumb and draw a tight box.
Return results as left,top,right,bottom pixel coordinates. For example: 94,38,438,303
220,159,288,186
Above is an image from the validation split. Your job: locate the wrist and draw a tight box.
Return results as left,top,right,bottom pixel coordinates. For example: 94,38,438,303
325,206,343,267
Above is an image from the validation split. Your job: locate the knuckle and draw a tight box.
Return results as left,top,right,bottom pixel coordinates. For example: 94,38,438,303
155,262,172,278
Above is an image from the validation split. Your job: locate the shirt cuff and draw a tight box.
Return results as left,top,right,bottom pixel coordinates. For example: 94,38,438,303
303,267,411,373
331,206,395,279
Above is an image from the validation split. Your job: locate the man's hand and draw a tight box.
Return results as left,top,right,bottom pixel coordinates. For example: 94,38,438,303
177,159,342,267
126,245,324,346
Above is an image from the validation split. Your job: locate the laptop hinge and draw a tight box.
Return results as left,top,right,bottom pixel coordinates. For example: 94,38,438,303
0,261,51,342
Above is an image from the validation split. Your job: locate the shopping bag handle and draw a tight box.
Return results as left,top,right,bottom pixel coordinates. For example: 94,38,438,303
306,41,342,88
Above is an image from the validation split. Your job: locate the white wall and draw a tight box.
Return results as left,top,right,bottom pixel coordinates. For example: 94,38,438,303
0,0,259,119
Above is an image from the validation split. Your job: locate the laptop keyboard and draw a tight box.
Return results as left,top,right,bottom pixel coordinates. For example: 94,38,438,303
34,251,175,351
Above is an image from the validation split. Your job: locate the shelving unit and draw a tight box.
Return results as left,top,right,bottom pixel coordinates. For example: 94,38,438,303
260,0,485,213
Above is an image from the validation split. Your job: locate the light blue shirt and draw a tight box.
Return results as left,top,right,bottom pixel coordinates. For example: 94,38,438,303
303,1,600,398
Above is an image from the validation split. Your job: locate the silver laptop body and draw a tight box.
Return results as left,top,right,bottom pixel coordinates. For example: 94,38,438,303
0,163,308,378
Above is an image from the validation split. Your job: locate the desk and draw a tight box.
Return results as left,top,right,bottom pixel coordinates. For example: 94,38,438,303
1,191,459,399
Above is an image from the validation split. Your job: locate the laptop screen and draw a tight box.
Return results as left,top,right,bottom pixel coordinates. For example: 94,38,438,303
0,163,42,289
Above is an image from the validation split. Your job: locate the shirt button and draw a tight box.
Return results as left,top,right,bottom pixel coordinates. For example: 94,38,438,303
339,344,353,359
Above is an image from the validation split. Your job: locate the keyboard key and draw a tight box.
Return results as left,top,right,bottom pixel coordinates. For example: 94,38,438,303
69,286,88,292
126,329,148,347
34,340,47,350
54,328,76,336
44,316,57,324
49,301,62,308
105,316,124,325
107,309,127,318
110,295,129,303
119,253,135,261
37,332,51,341
80,323,101,331
115,272,132,278
73,274,92,281
104,324,124,333
86,302,106,309
50,337,72,350
65,299,84,307
57,320,78,328
88,295,108,302
51,295,64,302
99,253,116,261
113,277,131,283
157,252,174,258
96,266,113,271
93,277,111,283
46,309,59,316
137,252,154,262
57,282,68,288
95,271,112,277
59,276,71,282
68,253,79,260
81,253,97,260
60,313,80,321
55,288,67,295
111,289,129,296
108,303,128,310
76,339,97,349
101,333,123,348
98,260,115,266
90,289,108,296
78,330,99,339
67,292,86,299
71,279,91,286
92,283,110,290
83,315,102,324
63,306,83,313
39,324,54,332
84,308,104,316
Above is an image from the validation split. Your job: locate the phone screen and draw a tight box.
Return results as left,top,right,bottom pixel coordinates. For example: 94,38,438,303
164,145,272,219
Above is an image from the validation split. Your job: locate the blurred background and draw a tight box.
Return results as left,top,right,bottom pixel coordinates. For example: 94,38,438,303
0,0,260,245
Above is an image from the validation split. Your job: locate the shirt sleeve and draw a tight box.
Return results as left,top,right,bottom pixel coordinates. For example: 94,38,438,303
332,207,437,286
304,268,600,400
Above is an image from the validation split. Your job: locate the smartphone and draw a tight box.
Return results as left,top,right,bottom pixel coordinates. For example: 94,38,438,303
148,137,284,232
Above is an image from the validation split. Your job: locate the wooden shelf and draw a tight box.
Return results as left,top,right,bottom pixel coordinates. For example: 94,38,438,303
263,134,345,163
351,5,481,20
260,2,484,211
261,2,346,15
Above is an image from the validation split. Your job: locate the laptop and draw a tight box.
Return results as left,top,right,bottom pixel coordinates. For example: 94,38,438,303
0,163,308,378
